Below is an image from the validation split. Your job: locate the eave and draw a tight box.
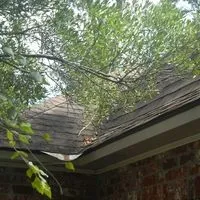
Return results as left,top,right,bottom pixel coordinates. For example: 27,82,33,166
74,102,200,174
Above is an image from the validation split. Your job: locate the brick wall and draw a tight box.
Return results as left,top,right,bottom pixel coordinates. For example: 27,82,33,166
0,166,96,200
96,140,200,200
1,140,200,200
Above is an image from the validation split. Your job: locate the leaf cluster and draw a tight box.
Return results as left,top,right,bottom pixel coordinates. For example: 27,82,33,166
0,0,200,198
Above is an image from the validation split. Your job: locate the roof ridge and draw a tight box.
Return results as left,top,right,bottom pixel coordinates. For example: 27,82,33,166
24,95,68,120
29,100,67,120
26,95,84,122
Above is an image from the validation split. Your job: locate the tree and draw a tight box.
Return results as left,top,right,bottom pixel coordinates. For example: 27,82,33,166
0,0,199,198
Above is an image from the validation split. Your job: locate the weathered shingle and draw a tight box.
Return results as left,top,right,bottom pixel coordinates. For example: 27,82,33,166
83,77,200,151
0,76,199,156
0,96,96,155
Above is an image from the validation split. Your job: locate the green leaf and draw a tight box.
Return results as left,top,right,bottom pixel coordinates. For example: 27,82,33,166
32,176,43,194
39,169,48,178
65,161,75,171
9,140,16,147
11,151,20,160
19,151,28,158
5,120,19,129
18,56,26,66
6,129,13,141
6,129,16,147
2,46,14,59
11,151,28,160
43,182,52,199
27,162,51,198
0,94,7,101
19,122,34,134
42,133,51,142
26,168,33,178
28,162,40,174
30,71,43,83
18,134,30,144
31,176,52,199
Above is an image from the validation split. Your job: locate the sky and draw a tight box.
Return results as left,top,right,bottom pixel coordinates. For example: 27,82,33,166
0,0,194,97
150,0,192,9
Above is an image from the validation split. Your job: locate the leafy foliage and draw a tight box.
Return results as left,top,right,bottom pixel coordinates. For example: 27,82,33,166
0,0,200,198
27,162,52,199
42,133,52,142
1,0,200,123
65,161,75,171
11,150,28,160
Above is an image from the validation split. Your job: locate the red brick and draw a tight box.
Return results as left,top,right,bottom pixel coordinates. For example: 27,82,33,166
180,153,194,165
156,184,164,199
0,167,96,199
138,156,156,166
0,184,12,193
13,195,36,200
191,164,200,175
141,161,158,176
0,195,12,200
140,185,164,200
142,175,156,186
189,141,200,150
12,185,34,195
2,141,200,200
172,145,188,155
194,176,200,197
95,142,200,199
163,158,177,170
165,167,188,181
163,179,187,200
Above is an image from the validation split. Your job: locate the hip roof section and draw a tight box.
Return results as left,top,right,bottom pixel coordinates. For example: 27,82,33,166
0,96,96,154
83,77,200,152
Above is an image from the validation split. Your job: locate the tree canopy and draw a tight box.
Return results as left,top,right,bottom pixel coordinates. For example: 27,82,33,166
0,0,200,198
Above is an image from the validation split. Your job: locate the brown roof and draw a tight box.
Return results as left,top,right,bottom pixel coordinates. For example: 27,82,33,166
83,77,200,152
0,77,199,156
0,96,96,154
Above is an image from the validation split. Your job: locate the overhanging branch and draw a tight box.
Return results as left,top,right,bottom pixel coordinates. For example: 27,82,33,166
20,53,123,84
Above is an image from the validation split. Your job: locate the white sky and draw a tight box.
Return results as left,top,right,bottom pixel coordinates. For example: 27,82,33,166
150,0,192,9
0,0,194,96
176,0,192,9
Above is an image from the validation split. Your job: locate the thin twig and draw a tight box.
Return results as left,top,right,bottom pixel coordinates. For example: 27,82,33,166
23,145,63,195
0,25,44,36
0,58,29,73
78,113,96,136
20,53,120,83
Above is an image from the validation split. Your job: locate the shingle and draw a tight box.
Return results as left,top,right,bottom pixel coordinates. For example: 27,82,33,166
83,78,200,152
17,96,96,154
1,76,199,155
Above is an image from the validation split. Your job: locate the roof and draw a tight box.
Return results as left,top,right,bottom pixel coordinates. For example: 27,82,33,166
83,77,200,152
0,76,199,157
0,96,96,155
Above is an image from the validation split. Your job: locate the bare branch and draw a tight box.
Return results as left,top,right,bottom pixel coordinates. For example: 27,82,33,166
0,25,44,36
0,58,29,73
20,53,122,84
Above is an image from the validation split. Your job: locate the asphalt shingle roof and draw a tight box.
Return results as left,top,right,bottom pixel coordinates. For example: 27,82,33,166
0,96,96,154
83,77,200,151
0,75,199,156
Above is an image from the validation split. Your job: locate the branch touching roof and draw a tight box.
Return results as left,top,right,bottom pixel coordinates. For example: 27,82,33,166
82,77,200,152
0,76,199,161
0,95,97,155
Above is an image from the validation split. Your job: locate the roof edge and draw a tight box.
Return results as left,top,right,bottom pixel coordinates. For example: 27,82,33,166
75,103,200,167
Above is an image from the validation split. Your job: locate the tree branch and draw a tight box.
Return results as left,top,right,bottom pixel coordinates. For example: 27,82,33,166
0,58,29,73
20,53,122,84
0,25,44,36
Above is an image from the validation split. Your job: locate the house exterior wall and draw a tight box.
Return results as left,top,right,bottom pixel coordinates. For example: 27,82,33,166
1,140,200,200
96,140,200,200
0,166,96,200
